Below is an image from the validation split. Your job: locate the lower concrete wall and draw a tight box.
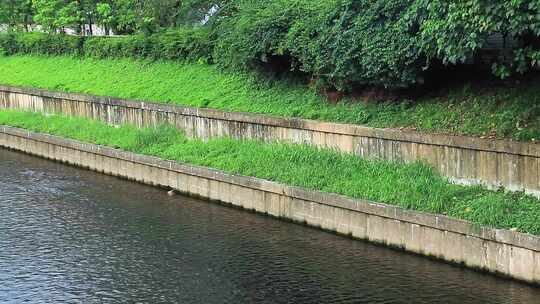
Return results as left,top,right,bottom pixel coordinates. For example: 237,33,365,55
1,125,539,285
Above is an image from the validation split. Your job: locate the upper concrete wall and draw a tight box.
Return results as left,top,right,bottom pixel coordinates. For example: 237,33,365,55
1,85,539,197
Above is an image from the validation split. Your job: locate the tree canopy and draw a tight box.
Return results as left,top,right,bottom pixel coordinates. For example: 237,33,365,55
0,0,539,90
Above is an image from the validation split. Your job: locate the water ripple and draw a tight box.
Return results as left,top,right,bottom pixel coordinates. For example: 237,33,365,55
0,148,539,304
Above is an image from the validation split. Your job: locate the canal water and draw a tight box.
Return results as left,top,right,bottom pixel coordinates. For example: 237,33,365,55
1,148,539,304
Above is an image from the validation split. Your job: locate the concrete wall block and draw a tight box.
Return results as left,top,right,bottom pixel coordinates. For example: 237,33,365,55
96,154,106,172
420,226,446,258
119,159,130,178
72,149,82,167
238,187,254,209
335,208,352,236
135,163,149,183
0,133,7,146
320,204,338,231
190,175,209,198
305,200,322,226
208,180,222,202
227,184,244,207
279,195,292,218
60,147,70,163
124,159,136,180
103,156,113,175
338,134,354,154
306,201,325,227
508,246,535,282
251,190,267,213
384,219,405,248
168,170,179,190
13,136,24,153
290,199,308,224
37,141,47,158
108,155,119,175
42,142,52,159
158,167,170,187
367,215,390,245
439,231,464,264
461,235,487,269
522,156,539,191
172,171,186,193
534,251,540,283
146,166,157,185
485,241,511,276
265,192,282,217
6,135,17,150
32,140,42,157
403,223,424,254
218,180,232,204
349,211,368,240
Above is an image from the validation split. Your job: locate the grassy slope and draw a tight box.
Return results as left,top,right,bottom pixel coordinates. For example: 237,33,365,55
0,55,539,141
1,110,539,235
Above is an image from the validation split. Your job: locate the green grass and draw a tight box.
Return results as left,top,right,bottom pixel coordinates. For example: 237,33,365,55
0,55,539,141
1,109,540,235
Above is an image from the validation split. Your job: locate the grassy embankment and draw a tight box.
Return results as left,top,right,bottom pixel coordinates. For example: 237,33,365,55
1,110,539,235
0,55,539,141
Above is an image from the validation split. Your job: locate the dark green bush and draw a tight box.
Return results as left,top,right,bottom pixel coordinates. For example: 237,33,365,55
0,32,82,56
417,0,540,78
213,0,308,71
84,35,158,59
155,28,214,62
213,0,424,90
0,28,213,62
83,36,130,58
85,29,214,61
285,0,424,90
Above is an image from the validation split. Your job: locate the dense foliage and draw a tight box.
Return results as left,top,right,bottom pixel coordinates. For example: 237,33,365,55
0,30,212,61
214,0,424,89
0,0,539,90
84,28,213,61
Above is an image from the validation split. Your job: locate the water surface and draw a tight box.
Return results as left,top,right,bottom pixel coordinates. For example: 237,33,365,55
1,148,539,303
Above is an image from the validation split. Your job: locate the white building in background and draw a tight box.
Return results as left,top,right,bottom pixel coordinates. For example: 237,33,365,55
63,24,115,36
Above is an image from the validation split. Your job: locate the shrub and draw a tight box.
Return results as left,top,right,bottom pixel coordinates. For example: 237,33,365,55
214,0,424,90
212,0,309,71
285,0,424,90
0,32,82,56
85,29,214,61
0,28,214,62
83,35,130,58
417,0,540,78
154,28,214,62
84,35,158,59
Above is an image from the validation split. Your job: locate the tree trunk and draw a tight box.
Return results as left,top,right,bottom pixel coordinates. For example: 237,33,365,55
89,16,94,36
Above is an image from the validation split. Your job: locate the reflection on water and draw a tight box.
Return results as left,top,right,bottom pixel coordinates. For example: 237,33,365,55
0,148,539,304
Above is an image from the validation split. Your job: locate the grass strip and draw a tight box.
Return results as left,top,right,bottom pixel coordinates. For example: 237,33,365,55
1,110,539,235
0,55,539,141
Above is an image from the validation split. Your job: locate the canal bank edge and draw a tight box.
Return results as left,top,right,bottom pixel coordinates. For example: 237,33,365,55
1,125,539,285
1,85,540,197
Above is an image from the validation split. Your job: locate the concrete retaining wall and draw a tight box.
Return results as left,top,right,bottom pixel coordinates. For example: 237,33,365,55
1,85,539,197
1,125,539,285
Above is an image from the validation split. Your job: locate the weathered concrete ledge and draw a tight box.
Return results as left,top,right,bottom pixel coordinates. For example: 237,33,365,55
1,125,539,285
1,85,539,197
